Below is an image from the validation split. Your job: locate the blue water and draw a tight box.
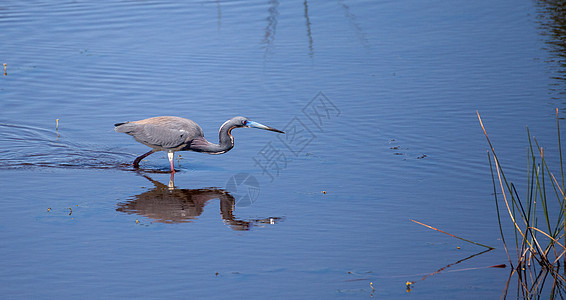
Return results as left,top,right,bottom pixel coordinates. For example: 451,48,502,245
1,0,564,298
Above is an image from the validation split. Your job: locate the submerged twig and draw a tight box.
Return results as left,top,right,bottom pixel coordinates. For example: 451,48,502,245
410,219,494,249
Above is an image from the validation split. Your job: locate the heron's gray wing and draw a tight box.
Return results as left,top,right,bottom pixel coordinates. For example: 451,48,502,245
121,123,190,149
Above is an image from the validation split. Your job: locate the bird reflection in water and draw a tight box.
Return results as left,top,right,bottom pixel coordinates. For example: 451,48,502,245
116,173,283,231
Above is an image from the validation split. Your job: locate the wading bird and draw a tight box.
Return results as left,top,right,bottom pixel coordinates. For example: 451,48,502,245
114,116,284,173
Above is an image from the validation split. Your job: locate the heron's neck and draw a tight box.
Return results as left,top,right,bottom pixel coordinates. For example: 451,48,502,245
192,122,234,154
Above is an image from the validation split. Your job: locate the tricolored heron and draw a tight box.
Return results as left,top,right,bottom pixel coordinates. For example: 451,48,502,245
114,116,284,172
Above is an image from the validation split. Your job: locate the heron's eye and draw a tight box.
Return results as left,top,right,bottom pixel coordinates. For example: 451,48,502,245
242,120,247,126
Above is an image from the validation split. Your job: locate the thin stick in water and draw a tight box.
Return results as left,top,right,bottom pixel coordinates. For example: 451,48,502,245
410,219,494,249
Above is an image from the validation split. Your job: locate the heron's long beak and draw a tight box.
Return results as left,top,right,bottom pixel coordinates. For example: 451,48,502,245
247,121,285,134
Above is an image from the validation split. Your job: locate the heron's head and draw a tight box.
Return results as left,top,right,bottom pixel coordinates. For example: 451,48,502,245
229,116,285,134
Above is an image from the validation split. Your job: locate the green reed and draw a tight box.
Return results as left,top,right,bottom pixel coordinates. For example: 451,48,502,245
478,109,566,298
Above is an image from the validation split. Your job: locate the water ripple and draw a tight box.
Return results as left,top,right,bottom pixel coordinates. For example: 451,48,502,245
0,122,131,170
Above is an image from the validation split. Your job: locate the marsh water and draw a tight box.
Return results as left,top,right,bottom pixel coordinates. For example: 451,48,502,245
1,0,565,298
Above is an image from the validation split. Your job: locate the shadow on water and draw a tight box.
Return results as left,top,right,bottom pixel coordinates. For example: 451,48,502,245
337,0,369,49
0,122,283,230
501,267,566,299
261,0,365,60
0,122,131,170
215,0,222,30
116,173,283,230
537,0,566,112
340,248,499,295
262,0,279,59
303,0,313,58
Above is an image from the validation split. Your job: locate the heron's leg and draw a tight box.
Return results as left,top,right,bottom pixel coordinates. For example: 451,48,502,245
168,173,175,189
167,151,175,173
133,149,156,168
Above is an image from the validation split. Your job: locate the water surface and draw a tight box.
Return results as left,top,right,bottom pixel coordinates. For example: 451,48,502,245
1,0,565,298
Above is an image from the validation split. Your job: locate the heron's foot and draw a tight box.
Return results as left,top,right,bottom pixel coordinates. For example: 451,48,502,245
132,160,141,169
132,149,156,169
